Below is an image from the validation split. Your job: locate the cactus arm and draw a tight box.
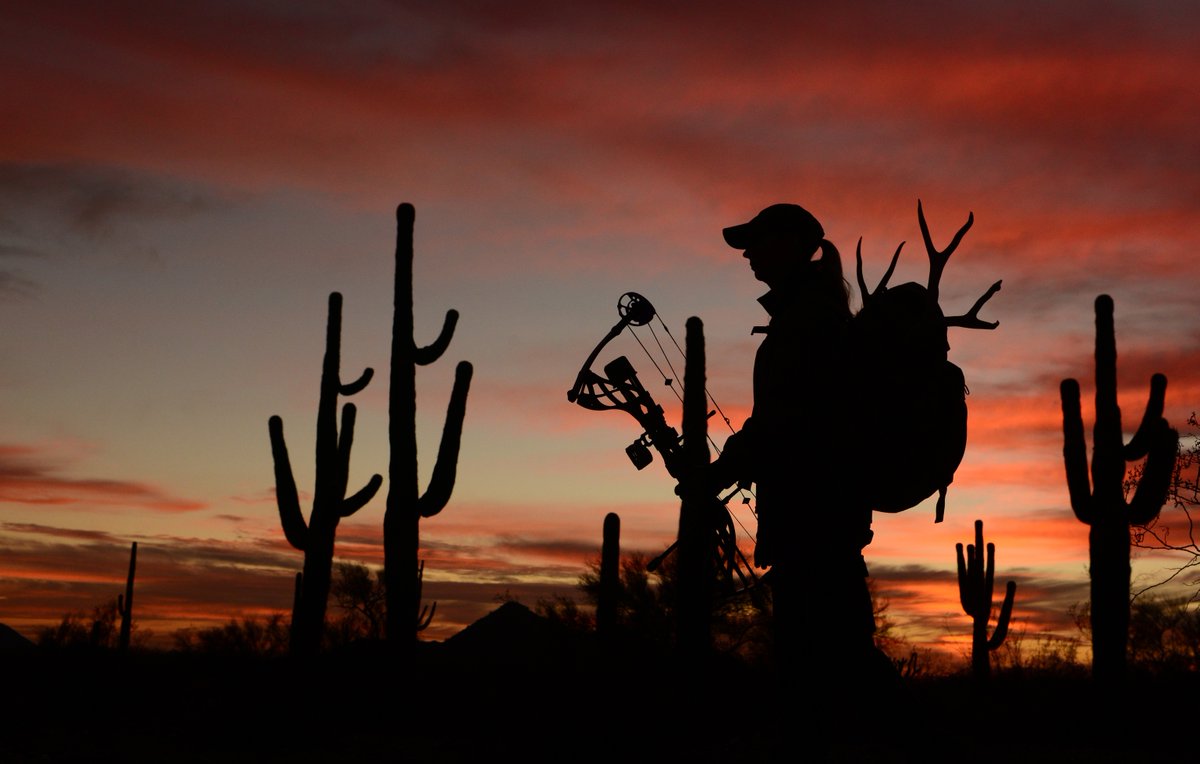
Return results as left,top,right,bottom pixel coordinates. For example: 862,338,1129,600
417,602,436,631
336,403,358,496
969,544,983,614
340,367,374,396
332,403,381,517
343,475,383,518
1124,373,1167,460
416,361,473,518
984,541,996,614
987,580,1017,650
414,310,459,366
967,543,981,616
1128,422,1180,524
269,416,309,551
415,559,436,632
955,542,971,612
1060,379,1095,524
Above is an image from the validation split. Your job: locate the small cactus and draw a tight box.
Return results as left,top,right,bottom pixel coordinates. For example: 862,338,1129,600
269,292,382,655
597,512,621,638
956,519,1015,680
117,541,137,652
1061,294,1177,682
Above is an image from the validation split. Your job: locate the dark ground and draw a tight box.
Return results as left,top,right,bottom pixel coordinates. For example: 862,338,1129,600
2,608,1195,763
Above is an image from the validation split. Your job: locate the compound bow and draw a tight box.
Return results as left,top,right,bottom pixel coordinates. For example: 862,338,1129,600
568,292,758,596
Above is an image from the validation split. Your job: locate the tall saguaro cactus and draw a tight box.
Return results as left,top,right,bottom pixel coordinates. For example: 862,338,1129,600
676,316,714,658
956,520,1015,681
1060,294,1178,683
117,541,137,652
269,292,383,655
384,203,472,652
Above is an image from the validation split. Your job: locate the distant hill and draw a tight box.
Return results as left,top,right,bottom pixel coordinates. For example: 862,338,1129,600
0,623,35,650
443,600,592,667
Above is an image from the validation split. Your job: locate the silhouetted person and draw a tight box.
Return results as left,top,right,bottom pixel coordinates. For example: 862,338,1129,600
709,204,886,711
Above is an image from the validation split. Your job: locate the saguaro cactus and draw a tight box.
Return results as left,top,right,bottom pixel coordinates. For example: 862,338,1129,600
384,203,472,652
269,292,383,655
676,316,714,658
956,519,1015,680
597,512,621,638
1061,294,1177,683
117,541,137,652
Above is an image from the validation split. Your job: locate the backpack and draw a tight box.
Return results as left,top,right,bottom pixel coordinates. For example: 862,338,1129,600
847,205,1000,522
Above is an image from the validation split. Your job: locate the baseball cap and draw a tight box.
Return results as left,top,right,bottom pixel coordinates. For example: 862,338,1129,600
722,204,824,250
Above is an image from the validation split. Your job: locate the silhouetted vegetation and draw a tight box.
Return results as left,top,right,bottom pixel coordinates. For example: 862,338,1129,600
168,566,385,655
676,316,716,658
991,625,1087,680
172,614,290,656
1134,412,1200,595
117,541,136,652
1069,596,1200,678
38,545,146,651
956,519,1016,681
13,211,1200,763
1061,294,1178,682
37,598,123,650
537,548,772,665
329,561,386,642
384,202,472,654
269,292,383,655
596,511,620,638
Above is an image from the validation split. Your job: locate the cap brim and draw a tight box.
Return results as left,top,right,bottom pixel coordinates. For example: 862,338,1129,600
723,223,754,249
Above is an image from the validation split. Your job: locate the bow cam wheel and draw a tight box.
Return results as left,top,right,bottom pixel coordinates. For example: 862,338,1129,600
618,292,655,326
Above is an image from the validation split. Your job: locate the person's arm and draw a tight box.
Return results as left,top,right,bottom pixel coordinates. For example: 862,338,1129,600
707,418,756,493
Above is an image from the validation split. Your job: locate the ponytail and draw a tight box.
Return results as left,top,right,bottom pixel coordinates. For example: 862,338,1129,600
810,238,853,318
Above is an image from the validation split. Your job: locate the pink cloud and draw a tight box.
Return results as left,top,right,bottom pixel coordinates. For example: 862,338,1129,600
0,443,205,512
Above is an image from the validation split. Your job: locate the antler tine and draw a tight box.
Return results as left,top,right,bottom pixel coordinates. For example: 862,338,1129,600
855,237,868,299
876,241,904,296
918,199,974,302
855,238,905,303
945,279,1003,330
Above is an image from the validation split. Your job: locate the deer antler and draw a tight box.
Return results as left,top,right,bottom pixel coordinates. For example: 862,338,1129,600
946,280,1003,329
918,199,974,302
856,237,905,303
918,200,1000,330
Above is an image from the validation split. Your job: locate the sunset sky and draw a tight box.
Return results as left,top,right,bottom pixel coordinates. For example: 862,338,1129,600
2,1,1198,658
